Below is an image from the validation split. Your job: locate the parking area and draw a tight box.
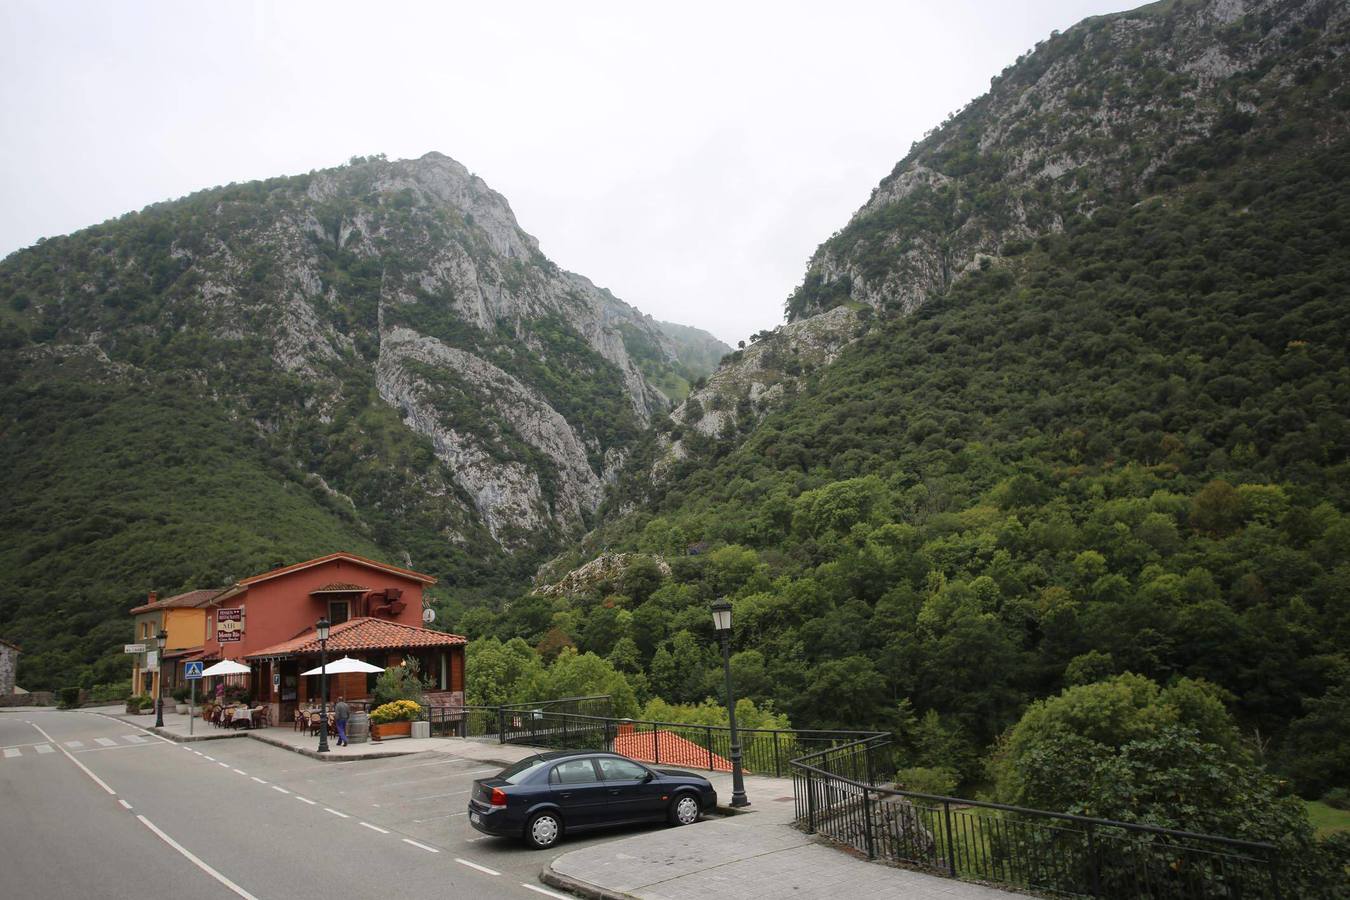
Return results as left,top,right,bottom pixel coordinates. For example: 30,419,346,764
169,734,693,884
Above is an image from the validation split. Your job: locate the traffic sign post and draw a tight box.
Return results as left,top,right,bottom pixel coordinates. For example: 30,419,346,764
184,662,203,735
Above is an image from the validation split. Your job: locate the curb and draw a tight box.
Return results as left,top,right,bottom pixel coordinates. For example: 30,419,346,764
541,864,640,900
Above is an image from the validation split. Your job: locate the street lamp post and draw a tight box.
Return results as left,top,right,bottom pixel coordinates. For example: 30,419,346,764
710,598,750,807
154,628,168,728
316,617,330,754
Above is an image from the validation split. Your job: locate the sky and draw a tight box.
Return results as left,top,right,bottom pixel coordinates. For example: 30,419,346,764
0,1,1132,346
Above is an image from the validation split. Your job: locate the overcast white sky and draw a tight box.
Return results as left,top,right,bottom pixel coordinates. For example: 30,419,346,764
1,0,1131,345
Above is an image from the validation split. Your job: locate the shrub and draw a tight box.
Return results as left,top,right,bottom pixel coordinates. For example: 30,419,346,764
369,699,422,724
372,659,428,708
57,686,81,709
895,766,959,796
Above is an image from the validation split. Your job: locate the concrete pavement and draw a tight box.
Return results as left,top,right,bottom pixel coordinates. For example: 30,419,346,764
546,771,1025,900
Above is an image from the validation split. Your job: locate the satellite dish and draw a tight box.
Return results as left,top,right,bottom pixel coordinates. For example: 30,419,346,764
422,608,436,624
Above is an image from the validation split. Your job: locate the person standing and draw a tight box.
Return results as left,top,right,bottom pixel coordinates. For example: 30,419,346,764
335,695,350,747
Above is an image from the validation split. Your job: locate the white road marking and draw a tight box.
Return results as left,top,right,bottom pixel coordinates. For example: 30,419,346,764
251,777,267,784
118,799,132,810
521,885,571,900
402,838,439,853
124,735,148,744
407,789,471,801
295,796,316,805
35,744,54,754
28,722,115,796
137,815,259,900
203,755,216,761
66,741,84,749
324,808,350,818
3,748,20,758
95,737,117,747
271,785,291,795
359,822,390,834
218,762,230,768
455,858,500,876
233,769,247,775
413,812,466,822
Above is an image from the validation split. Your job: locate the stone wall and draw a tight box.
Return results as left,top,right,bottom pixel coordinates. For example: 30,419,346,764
0,642,17,696
0,692,54,707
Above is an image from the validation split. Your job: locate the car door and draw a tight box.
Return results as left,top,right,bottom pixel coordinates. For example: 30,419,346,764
549,757,607,828
597,756,666,821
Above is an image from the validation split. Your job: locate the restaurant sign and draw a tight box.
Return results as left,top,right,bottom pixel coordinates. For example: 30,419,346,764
217,607,244,642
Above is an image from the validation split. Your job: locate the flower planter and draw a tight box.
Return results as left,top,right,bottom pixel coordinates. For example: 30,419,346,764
370,720,412,741
175,703,189,715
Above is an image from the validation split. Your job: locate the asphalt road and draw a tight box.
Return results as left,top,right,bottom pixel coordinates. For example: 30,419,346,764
0,708,662,900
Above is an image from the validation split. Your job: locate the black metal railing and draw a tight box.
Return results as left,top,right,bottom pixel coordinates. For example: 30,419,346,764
791,737,1280,899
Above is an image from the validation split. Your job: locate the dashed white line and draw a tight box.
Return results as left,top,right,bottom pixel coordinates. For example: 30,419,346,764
251,777,267,784
137,815,259,900
455,858,501,876
271,785,291,795
233,768,247,775
28,722,115,795
521,885,571,900
218,762,230,768
118,799,133,810
202,755,216,762
324,808,350,818
295,796,316,805
402,838,439,853
359,822,390,834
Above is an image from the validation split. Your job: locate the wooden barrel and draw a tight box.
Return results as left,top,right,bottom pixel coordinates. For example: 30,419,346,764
347,711,370,743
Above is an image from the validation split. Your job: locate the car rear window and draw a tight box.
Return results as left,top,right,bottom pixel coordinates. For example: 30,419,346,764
498,756,549,784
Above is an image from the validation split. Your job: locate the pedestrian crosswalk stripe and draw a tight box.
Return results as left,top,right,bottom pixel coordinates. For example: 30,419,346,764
95,737,117,747
66,740,84,749
3,748,19,758
124,735,148,744
35,744,54,754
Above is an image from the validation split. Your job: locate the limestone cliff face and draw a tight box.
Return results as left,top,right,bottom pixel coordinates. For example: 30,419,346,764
789,0,1348,321
649,0,1348,479
1,152,723,557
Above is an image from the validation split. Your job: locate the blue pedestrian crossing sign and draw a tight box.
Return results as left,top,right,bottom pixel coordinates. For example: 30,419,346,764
185,661,204,680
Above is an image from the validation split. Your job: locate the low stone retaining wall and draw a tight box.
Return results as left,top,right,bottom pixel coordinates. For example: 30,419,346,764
0,691,55,707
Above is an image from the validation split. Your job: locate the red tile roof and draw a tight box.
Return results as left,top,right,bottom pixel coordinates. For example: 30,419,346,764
238,552,436,587
310,582,369,593
245,617,466,659
613,725,736,773
130,588,227,614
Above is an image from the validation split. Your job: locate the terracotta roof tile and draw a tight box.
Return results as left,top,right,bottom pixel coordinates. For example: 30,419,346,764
130,588,227,614
613,725,736,772
245,617,465,659
310,582,369,593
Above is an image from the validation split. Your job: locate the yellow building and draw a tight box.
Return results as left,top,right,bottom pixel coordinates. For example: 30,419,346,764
128,590,218,700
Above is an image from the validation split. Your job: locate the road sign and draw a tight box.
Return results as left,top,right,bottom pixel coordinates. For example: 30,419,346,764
124,643,146,654
184,661,204,680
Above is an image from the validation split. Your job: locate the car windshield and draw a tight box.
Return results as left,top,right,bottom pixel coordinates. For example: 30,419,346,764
497,756,550,784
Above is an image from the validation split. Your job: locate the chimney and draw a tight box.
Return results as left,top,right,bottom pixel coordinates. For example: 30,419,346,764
148,591,158,604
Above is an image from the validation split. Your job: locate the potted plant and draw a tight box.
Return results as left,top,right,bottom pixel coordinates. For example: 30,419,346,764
369,700,421,741
172,685,190,715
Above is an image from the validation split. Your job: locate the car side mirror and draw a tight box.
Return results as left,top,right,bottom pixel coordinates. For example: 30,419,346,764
643,771,655,783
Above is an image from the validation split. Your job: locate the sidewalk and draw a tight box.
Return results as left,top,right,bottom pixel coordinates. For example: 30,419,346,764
546,771,1023,900
89,705,535,766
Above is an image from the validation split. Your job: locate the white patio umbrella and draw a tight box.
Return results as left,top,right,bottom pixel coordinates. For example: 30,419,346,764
301,656,386,676
200,659,251,677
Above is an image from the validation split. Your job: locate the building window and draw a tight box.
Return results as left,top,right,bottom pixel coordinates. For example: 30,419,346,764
328,600,349,625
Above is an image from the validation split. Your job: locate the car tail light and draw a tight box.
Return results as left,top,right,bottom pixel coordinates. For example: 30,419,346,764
490,788,507,806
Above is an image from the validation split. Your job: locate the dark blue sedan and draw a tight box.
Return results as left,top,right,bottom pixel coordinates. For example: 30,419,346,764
468,749,718,848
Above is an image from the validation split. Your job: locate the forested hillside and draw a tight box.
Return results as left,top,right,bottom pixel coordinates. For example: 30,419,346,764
463,0,1350,814
0,153,723,689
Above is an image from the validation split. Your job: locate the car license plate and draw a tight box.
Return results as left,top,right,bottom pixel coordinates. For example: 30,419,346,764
470,812,481,824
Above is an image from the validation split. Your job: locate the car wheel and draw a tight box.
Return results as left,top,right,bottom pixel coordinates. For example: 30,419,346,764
525,811,562,849
669,793,701,826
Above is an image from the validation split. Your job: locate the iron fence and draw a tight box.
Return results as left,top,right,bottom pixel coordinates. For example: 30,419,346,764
791,737,1281,899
